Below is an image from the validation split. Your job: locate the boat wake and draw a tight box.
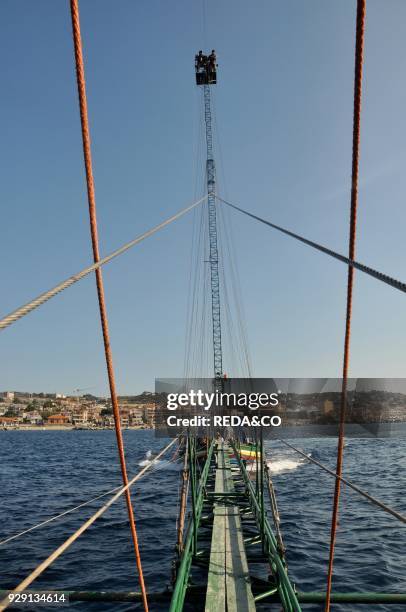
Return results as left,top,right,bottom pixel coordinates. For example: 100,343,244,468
268,458,303,474
247,457,306,475
138,449,161,467
247,453,307,475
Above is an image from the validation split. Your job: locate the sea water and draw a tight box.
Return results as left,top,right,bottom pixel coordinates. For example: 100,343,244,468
0,430,404,611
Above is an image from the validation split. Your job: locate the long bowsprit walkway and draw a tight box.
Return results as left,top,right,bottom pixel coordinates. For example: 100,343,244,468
205,443,255,611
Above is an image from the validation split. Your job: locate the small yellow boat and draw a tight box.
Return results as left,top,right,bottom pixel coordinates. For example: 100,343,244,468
233,443,262,462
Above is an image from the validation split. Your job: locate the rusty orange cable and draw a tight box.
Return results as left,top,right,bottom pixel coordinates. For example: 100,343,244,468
325,2,366,611
69,1,148,610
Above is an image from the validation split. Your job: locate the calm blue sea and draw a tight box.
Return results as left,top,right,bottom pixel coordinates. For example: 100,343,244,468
0,431,404,611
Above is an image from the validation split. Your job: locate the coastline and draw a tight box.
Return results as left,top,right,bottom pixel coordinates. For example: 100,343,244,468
0,425,151,431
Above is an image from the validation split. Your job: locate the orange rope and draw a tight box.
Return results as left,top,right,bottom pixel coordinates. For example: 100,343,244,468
69,2,148,610
325,2,366,610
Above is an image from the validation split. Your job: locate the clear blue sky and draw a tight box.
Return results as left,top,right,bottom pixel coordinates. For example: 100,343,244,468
1,0,406,395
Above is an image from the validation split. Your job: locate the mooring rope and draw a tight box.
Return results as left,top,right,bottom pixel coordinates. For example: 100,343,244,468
279,440,405,524
69,1,149,606
325,3,366,609
0,439,176,612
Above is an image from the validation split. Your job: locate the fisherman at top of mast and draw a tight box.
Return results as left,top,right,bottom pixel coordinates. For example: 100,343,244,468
207,50,217,82
196,50,206,68
208,49,217,69
195,50,217,85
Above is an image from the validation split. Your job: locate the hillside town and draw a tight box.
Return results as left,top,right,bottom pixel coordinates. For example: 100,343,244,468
277,390,406,425
0,390,158,429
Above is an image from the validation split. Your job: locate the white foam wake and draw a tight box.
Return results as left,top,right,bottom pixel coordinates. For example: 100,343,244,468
138,459,158,467
138,449,161,467
268,459,302,474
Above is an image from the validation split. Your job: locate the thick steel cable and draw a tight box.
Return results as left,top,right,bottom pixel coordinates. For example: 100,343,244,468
325,2,366,609
69,1,148,607
0,439,176,612
216,196,406,295
279,440,405,524
0,195,206,333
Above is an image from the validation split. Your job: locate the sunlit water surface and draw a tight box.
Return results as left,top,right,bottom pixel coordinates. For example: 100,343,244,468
0,431,404,611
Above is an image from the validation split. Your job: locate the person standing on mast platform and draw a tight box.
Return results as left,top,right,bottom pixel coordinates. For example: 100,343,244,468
195,49,217,85
208,50,217,70
207,50,217,83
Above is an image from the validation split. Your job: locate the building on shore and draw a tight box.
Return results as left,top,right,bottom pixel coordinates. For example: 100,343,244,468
46,414,70,426
0,416,19,427
1,391,15,401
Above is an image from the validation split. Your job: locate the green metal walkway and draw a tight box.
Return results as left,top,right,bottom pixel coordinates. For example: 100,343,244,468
205,443,255,611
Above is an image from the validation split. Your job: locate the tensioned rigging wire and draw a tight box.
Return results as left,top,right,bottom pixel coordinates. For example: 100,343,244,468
212,90,253,377
216,196,245,375
184,202,209,380
0,453,184,548
184,92,208,380
0,196,207,333
69,1,147,606
214,97,255,380
182,93,202,369
183,208,200,378
199,234,212,377
279,439,406,524
326,2,366,606
190,211,208,377
71,36,145,611
229,248,253,375
186,86,254,380
185,88,212,378
187,202,213,376
199,87,213,379
184,87,206,370
0,439,176,612
217,227,249,377
211,89,228,200
201,0,209,50
216,217,238,373
192,193,250,379
199,251,211,377
225,227,253,375
183,204,204,378
218,262,241,374
217,201,253,377
217,196,406,296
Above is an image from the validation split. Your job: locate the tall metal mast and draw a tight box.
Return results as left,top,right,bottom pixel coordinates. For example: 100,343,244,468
204,84,222,380
195,51,223,381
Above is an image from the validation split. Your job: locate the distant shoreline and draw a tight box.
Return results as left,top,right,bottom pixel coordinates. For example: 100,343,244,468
0,425,151,431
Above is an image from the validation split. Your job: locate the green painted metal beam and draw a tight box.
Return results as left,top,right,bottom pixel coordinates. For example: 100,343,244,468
254,590,406,604
205,443,256,611
169,440,215,612
230,441,301,612
298,592,406,604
